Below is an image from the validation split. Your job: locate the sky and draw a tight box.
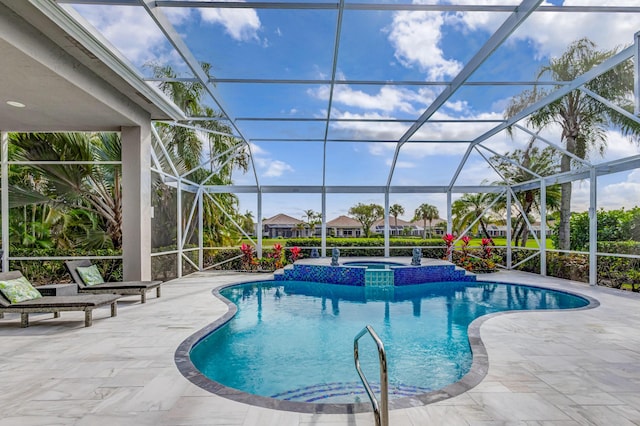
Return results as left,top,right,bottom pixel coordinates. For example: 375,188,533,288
65,0,640,223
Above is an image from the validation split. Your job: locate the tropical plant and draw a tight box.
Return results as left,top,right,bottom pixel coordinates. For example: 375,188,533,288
148,63,249,247
303,209,321,237
8,132,122,250
389,203,405,232
451,192,496,239
413,203,439,238
294,222,306,238
505,37,640,251
555,207,640,251
240,210,255,235
491,138,562,246
442,233,455,260
348,203,384,238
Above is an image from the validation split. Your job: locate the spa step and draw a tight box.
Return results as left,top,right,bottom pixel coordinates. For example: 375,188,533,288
270,381,431,403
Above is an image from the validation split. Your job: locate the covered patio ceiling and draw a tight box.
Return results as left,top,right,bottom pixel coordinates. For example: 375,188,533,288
3,1,640,195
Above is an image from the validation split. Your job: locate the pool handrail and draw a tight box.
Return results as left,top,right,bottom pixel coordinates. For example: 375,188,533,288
354,325,389,426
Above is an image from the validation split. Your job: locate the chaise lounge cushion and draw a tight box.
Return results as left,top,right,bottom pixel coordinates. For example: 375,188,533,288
65,260,162,304
0,276,43,303
76,265,105,286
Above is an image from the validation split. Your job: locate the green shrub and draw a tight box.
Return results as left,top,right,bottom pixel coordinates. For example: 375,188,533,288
8,248,122,285
284,238,446,258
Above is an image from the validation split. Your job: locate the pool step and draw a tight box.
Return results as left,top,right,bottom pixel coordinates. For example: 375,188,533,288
270,381,431,403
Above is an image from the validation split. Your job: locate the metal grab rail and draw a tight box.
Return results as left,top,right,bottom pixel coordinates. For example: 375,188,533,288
354,325,389,426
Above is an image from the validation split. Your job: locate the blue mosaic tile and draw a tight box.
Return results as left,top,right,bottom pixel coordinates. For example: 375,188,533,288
277,263,476,286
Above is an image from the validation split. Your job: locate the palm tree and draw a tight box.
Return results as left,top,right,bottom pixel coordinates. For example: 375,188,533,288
413,203,439,239
294,222,306,238
505,38,640,250
149,63,250,246
389,203,405,235
303,209,321,237
491,138,562,246
240,211,255,235
451,193,496,239
9,132,122,249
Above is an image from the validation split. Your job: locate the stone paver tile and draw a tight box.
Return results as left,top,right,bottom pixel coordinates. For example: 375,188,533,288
0,416,74,426
242,406,300,426
561,404,638,426
565,391,623,406
163,396,249,425
468,393,571,421
404,405,471,425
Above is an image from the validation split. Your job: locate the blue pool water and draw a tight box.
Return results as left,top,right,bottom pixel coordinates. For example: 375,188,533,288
190,281,588,404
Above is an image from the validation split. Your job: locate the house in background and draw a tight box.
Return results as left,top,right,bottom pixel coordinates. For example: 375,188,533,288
262,214,308,238
485,222,553,238
372,218,422,236
327,215,363,237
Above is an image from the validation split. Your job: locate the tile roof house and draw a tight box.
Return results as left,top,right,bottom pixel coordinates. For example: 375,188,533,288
262,214,309,238
373,217,422,236
326,215,363,237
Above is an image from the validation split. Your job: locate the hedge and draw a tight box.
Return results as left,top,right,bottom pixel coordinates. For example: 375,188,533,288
283,238,446,258
7,248,123,285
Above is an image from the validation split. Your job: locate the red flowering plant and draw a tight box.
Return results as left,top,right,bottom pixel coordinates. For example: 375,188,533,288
461,235,471,256
271,243,284,269
240,243,256,270
289,246,302,263
481,238,493,258
442,233,455,260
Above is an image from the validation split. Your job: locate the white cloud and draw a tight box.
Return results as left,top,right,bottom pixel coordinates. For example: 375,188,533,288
262,160,294,177
386,11,462,80
308,84,436,114
248,142,267,156
69,5,186,66
386,159,416,169
450,1,640,59
249,144,295,178
69,2,261,69
199,4,261,42
573,169,640,212
588,130,640,163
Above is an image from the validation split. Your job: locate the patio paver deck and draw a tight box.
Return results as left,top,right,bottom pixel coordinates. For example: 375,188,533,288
1,269,640,425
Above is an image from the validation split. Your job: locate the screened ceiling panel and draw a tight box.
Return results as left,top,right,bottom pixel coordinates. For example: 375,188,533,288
392,142,469,187
324,142,391,186
50,0,640,209
174,8,338,80
244,141,324,186
238,120,328,142
215,83,330,121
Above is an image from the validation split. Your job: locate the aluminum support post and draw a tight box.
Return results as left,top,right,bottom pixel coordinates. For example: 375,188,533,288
446,191,452,235
1,132,8,273
177,179,183,278
198,189,203,271
506,189,512,269
635,31,640,115
540,179,547,276
589,168,597,286
257,190,263,258
384,192,390,258
321,189,327,257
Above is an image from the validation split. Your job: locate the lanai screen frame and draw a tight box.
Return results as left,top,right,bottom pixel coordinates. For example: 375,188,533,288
25,1,640,284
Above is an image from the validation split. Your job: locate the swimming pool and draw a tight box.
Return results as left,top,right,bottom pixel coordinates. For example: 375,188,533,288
184,280,592,411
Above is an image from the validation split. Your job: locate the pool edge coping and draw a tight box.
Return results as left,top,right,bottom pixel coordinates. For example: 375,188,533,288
174,279,600,414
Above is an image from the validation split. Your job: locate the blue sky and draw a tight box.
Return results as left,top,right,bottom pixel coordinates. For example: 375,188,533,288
67,1,640,222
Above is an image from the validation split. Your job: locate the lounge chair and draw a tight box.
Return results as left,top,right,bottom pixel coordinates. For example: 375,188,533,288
0,271,119,327
65,260,162,304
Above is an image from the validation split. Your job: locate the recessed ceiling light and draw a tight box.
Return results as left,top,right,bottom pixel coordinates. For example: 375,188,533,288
6,100,26,108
